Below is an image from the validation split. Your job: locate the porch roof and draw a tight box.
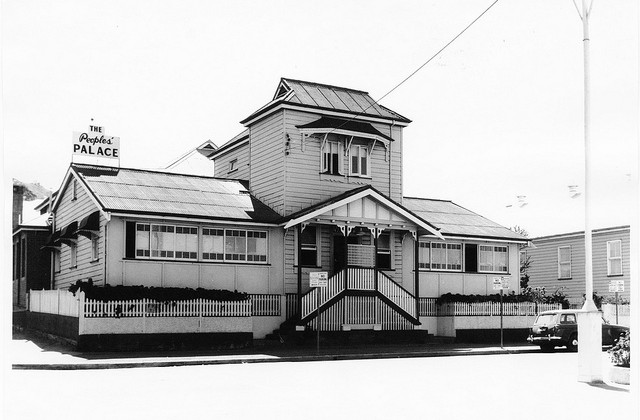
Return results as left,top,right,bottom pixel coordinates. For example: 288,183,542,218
282,186,443,239
403,197,528,242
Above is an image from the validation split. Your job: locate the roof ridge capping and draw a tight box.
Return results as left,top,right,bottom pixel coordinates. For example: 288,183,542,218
70,163,244,183
532,225,631,241
280,77,370,95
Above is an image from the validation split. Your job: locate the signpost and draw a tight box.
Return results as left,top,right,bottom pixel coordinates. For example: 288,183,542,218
608,280,624,324
310,272,328,354
493,276,510,349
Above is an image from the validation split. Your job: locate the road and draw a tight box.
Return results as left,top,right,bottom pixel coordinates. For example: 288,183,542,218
4,352,635,420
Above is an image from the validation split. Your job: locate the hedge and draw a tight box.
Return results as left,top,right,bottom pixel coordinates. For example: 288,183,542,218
68,280,249,302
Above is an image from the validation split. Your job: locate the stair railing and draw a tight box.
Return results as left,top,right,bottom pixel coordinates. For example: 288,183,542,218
300,270,345,319
377,271,417,318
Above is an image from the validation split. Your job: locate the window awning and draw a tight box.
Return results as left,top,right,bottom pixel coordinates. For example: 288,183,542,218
59,221,78,244
42,230,61,249
296,117,395,143
76,211,100,238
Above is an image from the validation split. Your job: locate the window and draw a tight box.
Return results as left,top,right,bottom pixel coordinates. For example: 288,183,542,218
376,233,392,269
419,242,430,269
299,226,318,267
20,237,26,277
479,245,508,273
151,225,175,258
321,141,342,175
225,229,247,261
91,235,99,261
558,246,571,279
54,249,61,273
229,159,238,173
419,242,462,271
136,224,151,257
72,179,77,200
349,145,368,177
247,231,268,262
13,242,18,280
133,223,267,263
175,226,198,259
607,240,622,276
202,228,224,260
70,243,77,268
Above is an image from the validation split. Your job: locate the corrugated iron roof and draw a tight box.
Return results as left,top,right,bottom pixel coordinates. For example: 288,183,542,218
403,197,527,241
72,164,281,223
240,78,411,125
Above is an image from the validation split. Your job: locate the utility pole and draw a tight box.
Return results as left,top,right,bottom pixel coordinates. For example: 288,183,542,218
575,0,603,383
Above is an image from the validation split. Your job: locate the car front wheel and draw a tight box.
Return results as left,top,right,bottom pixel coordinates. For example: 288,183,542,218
567,334,578,351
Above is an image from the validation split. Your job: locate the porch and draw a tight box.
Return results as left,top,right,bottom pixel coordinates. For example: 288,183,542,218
284,186,444,331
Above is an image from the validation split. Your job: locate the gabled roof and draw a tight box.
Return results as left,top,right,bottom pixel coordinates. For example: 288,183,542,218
531,225,630,242
240,77,411,125
164,140,218,169
283,186,442,238
403,197,528,242
66,164,281,224
208,129,250,159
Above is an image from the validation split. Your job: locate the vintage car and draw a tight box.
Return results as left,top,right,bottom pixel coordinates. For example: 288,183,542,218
527,309,628,351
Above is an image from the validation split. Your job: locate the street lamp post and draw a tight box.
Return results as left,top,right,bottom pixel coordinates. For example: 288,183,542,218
575,0,603,383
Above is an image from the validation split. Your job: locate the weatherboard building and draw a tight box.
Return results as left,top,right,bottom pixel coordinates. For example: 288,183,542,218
44,78,527,340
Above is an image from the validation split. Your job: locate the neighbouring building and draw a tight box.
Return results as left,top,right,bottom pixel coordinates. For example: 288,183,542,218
525,225,631,305
163,139,217,176
12,180,52,309
41,78,528,338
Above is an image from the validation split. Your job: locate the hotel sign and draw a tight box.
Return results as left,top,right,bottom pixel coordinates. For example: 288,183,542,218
72,125,120,162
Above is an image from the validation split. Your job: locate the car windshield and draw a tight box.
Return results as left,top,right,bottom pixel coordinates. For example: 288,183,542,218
534,314,556,326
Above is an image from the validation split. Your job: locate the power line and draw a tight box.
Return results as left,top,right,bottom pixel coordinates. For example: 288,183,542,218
376,0,500,104
327,0,500,134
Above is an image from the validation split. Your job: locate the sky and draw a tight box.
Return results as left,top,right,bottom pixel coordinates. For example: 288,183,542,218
2,0,638,238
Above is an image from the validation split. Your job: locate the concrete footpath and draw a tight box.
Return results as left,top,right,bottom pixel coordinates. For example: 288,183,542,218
10,330,542,370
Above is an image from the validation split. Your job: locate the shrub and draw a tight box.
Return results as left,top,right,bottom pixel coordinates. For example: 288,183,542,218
68,279,249,302
435,287,569,308
608,330,630,367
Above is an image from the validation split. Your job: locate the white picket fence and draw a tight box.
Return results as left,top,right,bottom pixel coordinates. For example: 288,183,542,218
83,297,252,318
438,301,562,316
29,289,254,318
29,289,80,317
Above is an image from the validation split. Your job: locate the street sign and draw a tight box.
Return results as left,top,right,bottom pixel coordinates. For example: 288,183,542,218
608,280,624,293
310,271,328,288
492,276,509,290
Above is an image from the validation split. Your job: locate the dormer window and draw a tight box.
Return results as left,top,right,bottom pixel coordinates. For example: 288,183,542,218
349,145,369,177
321,141,343,175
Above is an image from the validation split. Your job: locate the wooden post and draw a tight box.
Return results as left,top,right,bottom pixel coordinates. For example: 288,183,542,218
414,234,420,319
374,229,379,290
297,224,302,322
343,228,348,327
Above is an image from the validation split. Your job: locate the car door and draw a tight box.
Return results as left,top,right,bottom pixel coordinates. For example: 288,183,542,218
559,313,577,343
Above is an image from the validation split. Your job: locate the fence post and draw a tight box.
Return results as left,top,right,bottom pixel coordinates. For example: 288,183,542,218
198,298,203,332
78,291,85,335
